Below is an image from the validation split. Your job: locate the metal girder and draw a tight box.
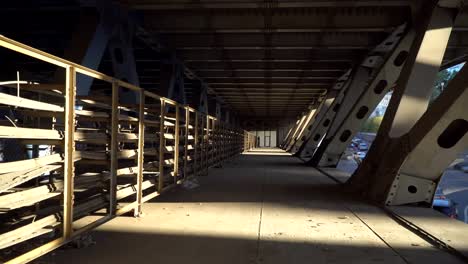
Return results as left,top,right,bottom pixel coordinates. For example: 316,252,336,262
158,58,187,104
199,84,209,114
108,20,140,103
284,106,318,152
295,70,352,159
281,112,308,149
297,25,412,161
290,72,350,155
55,4,114,95
348,2,461,205
387,86,467,205
130,1,413,10
168,62,187,104
307,23,412,166
280,118,301,148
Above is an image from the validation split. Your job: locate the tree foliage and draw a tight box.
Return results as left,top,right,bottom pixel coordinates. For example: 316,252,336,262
361,116,383,133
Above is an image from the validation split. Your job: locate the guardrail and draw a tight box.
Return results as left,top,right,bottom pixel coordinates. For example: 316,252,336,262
0,35,253,263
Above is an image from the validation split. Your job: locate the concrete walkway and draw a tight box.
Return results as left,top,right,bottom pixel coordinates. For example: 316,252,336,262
49,148,463,264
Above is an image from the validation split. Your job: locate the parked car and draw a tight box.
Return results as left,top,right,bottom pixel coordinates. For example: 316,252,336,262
358,143,368,151
454,162,468,173
432,189,458,219
356,151,366,159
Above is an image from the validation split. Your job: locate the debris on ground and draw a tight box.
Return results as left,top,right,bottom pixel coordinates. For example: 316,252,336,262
182,177,200,190
64,234,96,249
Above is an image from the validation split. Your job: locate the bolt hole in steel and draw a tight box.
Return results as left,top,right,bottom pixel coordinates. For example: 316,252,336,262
356,106,369,119
437,119,468,148
114,48,124,64
339,130,352,142
313,134,321,141
323,119,331,127
408,185,418,194
332,103,340,112
374,80,388,94
393,50,409,66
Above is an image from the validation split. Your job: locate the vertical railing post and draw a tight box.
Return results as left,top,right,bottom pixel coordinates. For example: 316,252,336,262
135,90,145,216
205,114,211,171
174,104,180,183
194,112,199,177
63,66,76,238
200,114,205,174
110,81,119,215
158,99,166,192
184,107,189,179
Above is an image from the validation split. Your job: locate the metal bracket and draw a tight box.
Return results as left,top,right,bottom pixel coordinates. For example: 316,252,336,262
386,173,436,206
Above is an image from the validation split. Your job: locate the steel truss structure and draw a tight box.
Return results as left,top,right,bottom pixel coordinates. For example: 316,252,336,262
286,0,466,206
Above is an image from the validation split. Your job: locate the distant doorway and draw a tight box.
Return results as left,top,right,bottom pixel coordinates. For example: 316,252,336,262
251,130,277,148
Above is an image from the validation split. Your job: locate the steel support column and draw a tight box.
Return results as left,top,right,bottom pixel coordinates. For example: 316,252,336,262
285,105,318,152
308,23,411,166
296,68,359,160
282,113,308,149
280,118,300,148
348,2,460,204
293,70,351,156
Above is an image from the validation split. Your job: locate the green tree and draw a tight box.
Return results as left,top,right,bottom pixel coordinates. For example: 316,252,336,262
361,116,383,133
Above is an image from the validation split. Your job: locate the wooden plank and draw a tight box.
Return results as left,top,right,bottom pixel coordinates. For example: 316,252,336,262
3,83,64,91
117,162,159,176
0,165,62,193
79,99,111,110
0,154,63,174
117,149,157,159
116,180,154,200
0,173,108,211
0,214,59,249
0,92,63,112
0,126,62,140
75,132,156,144
0,183,62,211
164,133,175,139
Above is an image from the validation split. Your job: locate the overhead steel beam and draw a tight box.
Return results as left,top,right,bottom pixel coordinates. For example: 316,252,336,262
195,69,346,72
348,2,461,205
130,1,412,10
176,46,371,50
185,59,352,63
